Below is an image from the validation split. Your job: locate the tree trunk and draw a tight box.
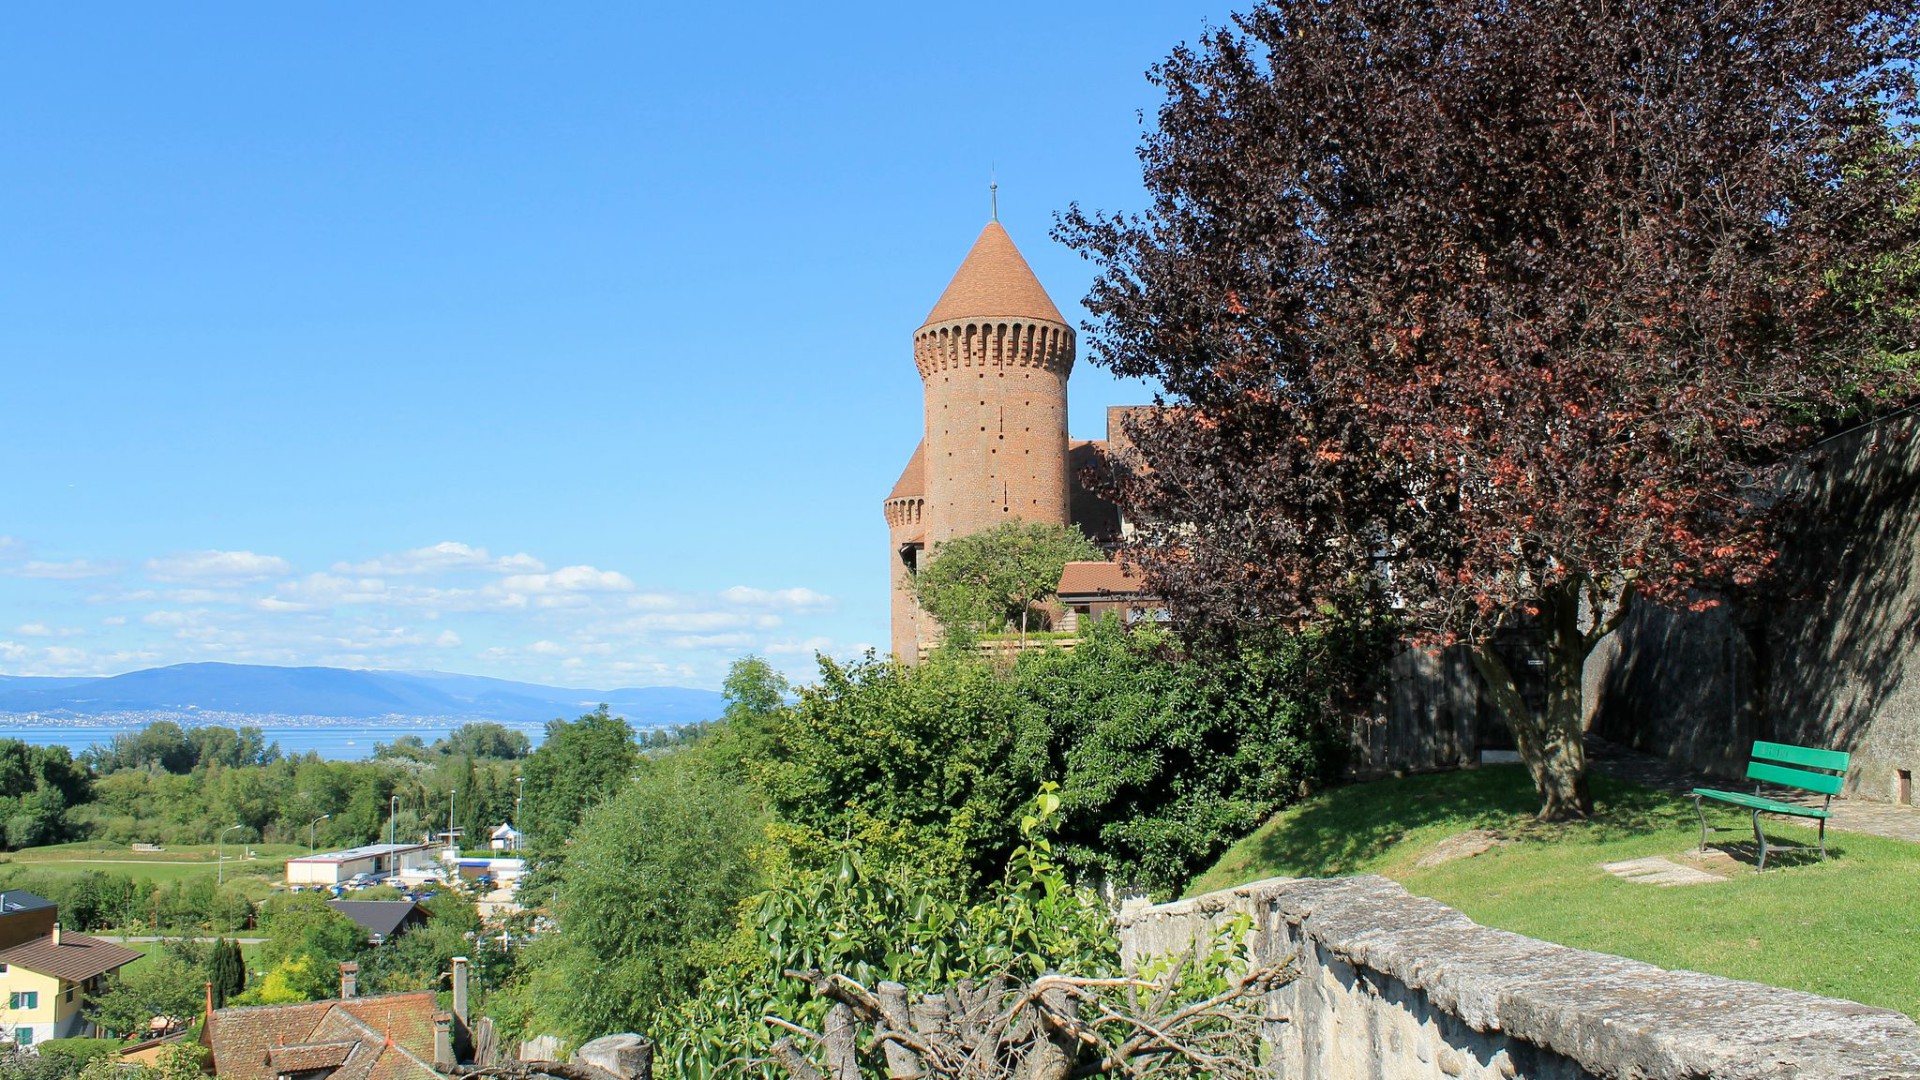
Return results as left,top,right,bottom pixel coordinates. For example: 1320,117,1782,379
1470,581,1595,820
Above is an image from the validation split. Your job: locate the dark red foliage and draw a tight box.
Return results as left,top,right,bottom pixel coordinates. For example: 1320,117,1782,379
1060,0,1920,647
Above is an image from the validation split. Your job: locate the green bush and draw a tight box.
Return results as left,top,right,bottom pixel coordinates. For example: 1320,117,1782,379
34,1040,119,1075
758,618,1347,896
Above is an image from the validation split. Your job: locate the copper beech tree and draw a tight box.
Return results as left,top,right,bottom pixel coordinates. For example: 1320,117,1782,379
1060,0,1920,818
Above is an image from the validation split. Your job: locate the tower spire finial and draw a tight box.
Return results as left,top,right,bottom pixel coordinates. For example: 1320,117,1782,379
990,165,998,222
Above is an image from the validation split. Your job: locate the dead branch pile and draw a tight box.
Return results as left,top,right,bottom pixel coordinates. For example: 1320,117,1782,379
761,958,1297,1080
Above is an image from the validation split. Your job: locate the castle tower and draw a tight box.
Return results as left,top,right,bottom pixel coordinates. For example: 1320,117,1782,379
885,221,1076,661
918,222,1075,541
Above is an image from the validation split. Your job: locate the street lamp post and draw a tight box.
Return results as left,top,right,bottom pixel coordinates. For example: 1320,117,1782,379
389,795,399,848
218,825,242,886
308,814,331,855
449,789,457,855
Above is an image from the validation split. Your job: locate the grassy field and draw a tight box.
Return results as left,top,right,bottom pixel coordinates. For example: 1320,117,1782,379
1188,765,1920,1017
0,840,306,883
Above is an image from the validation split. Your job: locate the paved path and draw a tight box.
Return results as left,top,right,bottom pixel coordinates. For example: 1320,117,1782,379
1587,737,1920,844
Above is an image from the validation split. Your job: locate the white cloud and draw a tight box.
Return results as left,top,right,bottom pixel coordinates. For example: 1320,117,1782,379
335,541,546,576
10,559,121,580
609,611,775,634
0,537,27,560
146,550,292,583
434,630,462,648
254,597,315,613
721,586,836,611
13,624,82,638
666,632,757,650
501,566,635,593
765,636,835,656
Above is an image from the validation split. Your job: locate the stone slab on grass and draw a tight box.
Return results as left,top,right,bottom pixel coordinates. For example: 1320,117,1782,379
1416,829,1506,868
1602,855,1729,886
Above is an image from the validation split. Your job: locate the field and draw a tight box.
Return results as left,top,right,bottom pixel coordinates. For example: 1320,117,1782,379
0,840,307,883
1188,765,1920,1017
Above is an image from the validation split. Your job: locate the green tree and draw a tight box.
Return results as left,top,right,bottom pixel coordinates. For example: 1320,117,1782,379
909,521,1104,645
433,723,533,760
87,944,206,1037
1058,0,1920,817
518,707,640,849
208,939,245,1008
256,893,367,992
755,650,1044,884
495,750,762,1044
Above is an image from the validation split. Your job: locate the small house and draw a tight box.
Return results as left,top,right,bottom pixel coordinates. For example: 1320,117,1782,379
325,900,428,946
0,891,142,1044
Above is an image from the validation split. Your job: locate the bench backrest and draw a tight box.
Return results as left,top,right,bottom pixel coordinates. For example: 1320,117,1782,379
1745,741,1849,796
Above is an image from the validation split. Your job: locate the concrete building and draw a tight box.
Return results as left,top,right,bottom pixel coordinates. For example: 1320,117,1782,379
884,220,1130,661
285,843,437,887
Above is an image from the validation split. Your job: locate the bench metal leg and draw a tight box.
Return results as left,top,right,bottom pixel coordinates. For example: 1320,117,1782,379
1692,795,1710,853
1753,809,1769,871
1818,817,1827,859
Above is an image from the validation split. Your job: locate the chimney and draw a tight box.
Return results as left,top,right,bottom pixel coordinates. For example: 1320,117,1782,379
339,961,359,999
451,956,469,1030
432,1012,454,1068
51,923,60,946
205,981,214,1021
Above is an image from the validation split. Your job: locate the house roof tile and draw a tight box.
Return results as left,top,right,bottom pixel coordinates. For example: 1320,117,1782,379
208,991,440,1080
0,931,142,982
1056,560,1149,599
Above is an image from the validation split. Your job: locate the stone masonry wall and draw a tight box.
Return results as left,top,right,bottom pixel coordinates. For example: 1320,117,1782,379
1118,875,1920,1079
1591,411,1920,800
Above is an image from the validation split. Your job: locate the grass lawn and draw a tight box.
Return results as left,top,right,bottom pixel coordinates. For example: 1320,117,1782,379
1188,765,1920,1018
107,941,265,981
2,840,305,883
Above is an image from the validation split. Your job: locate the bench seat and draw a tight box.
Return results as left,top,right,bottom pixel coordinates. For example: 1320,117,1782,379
1690,788,1830,819
1689,741,1848,870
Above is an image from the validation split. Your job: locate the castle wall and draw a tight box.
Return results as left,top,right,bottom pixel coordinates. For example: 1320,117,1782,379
1591,411,1920,800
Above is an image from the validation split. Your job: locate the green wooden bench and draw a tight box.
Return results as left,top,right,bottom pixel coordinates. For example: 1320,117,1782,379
1691,741,1849,870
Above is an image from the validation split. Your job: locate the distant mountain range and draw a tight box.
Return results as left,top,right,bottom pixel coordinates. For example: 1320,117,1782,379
0,663,724,727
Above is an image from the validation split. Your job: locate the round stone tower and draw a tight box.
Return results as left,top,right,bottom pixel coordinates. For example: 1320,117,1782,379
914,221,1075,544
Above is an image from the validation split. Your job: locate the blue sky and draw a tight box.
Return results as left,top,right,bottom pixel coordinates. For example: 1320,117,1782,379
0,3,1232,689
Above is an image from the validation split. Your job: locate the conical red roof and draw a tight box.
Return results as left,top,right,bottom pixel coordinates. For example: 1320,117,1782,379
921,222,1066,327
887,441,925,500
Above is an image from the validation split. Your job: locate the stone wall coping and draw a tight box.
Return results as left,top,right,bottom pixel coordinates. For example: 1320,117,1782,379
1122,875,1920,1079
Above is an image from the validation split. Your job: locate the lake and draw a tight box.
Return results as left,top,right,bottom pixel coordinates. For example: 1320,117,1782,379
0,721,558,761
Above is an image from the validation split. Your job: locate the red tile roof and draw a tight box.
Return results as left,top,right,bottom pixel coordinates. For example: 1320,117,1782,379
0,931,142,982
267,1043,356,1073
922,222,1066,327
207,992,439,1080
888,441,925,501
1056,560,1149,599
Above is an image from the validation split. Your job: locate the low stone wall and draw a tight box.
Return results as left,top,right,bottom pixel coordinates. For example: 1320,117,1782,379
1118,875,1920,1079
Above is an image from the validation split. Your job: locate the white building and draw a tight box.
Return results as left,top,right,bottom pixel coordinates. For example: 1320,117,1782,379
285,842,438,886
488,824,523,852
